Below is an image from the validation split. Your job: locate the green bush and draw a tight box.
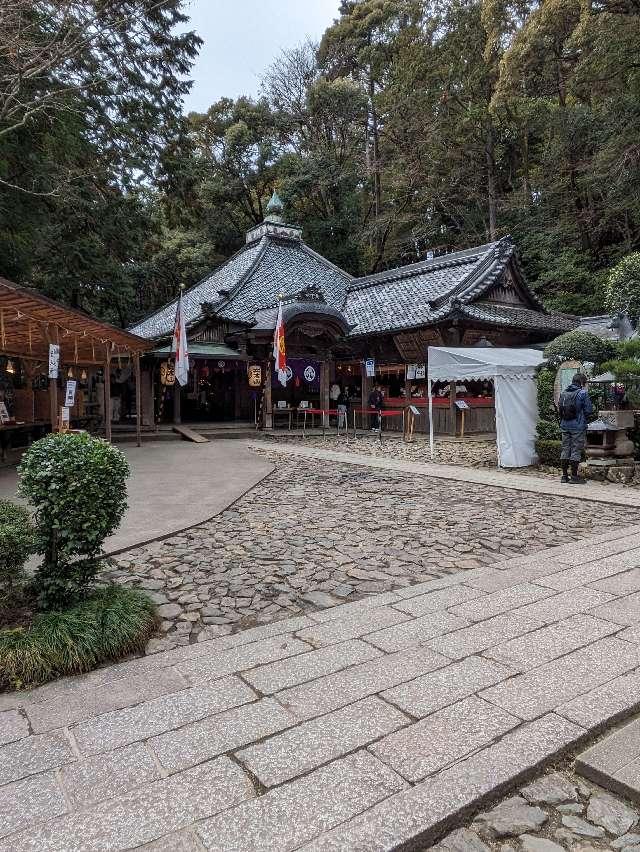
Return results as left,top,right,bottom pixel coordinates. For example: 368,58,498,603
0,500,36,587
535,439,562,467
0,585,156,690
537,418,561,441
543,331,617,368
536,366,557,421
18,433,129,609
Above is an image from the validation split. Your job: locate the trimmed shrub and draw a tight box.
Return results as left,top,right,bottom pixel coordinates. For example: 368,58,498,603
543,331,617,368
0,585,156,690
18,433,129,609
0,500,36,588
537,418,561,441
536,366,557,421
605,253,640,316
535,439,562,467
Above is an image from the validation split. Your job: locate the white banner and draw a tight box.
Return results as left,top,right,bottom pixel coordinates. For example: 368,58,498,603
48,344,60,379
65,380,77,407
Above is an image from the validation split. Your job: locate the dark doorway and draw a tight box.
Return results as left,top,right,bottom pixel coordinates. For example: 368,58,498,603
182,360,237,422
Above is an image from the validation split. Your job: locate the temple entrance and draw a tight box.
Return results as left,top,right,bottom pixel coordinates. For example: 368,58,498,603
181,359,238,423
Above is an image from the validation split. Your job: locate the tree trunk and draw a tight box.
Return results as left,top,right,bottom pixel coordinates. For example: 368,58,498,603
485,125,497,240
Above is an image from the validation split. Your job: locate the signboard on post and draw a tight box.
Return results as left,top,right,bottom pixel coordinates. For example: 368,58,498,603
365,358,375,378
48,344,60,379
455,399,469,410
60,406,70,430
64,380,77,408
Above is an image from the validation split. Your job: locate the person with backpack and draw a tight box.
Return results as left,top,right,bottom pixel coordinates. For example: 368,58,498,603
558,373,593,484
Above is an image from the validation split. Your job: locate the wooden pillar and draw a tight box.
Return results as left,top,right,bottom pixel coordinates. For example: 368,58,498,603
134,354,142,447
173,381,181,424
264,361,272,429
320,358,331,427
104,351,112,443
49,376,58,432
450,381,457,436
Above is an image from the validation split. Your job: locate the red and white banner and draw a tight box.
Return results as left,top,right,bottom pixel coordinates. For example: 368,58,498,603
273,301,287,386
172,291,189,387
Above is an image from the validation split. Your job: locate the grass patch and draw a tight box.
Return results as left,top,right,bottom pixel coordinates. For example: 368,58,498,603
0,585,157,691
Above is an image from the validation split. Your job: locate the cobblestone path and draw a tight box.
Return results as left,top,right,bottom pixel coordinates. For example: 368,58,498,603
105,453,638,654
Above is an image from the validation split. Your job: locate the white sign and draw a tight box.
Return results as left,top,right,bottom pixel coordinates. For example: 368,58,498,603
64,380,77,407
409,405,421,416
0,402,9,423
48,344,60,379
60,406,70,424
415,364,426,379
455,399,470,410
406,364,416,380
365,359,375,378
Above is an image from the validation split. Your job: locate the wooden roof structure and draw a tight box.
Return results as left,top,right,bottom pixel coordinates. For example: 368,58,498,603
0,277,150,364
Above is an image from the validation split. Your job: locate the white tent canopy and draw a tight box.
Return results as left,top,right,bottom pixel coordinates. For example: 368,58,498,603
427,346,545,468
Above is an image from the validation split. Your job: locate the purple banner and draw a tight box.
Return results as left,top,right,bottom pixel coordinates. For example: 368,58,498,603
272,358,320,390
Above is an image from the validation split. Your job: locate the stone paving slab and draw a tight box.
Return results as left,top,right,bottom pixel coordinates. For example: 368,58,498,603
59,742,160,810
149,697,294,774
484,614,620,672
294,605,409,647
0,709,28,745
71,678,257,755
1,757,253,852
370,696,520,782
576,717,640,804
382,655,512,718
537,551,640,591
481,637,640,721
5,521,640,850
241,638,381,694
237,696,408,787
0,772,67,840
196,751,406,851
297,714,586,851
590,591,640,626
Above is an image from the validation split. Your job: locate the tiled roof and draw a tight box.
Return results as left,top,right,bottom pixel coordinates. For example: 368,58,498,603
344,238,536,336
129,240,265,338
129,233,351,340
458,302,577,333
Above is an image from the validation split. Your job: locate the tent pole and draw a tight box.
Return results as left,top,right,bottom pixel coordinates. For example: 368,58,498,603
428,376,434,460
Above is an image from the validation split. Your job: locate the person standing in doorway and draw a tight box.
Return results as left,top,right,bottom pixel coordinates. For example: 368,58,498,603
337,386,350,429
368,384,384,432
559,373,593,484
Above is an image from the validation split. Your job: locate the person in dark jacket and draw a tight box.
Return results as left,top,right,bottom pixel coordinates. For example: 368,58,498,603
559,373,593,484
368,385,384,432
336,388,350,429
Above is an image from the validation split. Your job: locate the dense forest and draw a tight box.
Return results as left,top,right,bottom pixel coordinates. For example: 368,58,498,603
1,0,639,326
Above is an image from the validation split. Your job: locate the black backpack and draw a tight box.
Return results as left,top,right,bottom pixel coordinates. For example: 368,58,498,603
559,389,580,420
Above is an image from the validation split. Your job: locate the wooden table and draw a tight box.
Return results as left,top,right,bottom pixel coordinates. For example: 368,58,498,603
0,421,51,462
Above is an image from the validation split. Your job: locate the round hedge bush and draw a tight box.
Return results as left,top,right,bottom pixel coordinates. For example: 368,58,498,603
0,585,156,690
543,331,617,368
18,432,129,608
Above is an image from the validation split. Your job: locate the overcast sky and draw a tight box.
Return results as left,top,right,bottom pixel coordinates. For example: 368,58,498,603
181,0,342,113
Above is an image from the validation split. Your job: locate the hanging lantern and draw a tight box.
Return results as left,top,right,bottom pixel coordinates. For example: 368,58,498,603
67,366,74,378
81,368,88,381
247,364,262,387
160,361,176,386
6,359,15,374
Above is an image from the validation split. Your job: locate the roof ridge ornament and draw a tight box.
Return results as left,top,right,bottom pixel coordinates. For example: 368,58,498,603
296,284,326,304
265,190,285,223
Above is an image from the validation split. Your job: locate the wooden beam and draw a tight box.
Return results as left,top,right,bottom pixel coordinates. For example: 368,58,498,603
104,347,112,443
134,353,142,448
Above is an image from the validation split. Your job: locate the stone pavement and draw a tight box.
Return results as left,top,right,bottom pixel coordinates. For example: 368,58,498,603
104,452,638,652
0,440,274,554
5,523,640,850
249,441,640,507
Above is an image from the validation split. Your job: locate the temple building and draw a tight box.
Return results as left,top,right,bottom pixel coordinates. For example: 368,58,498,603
130,193,576,433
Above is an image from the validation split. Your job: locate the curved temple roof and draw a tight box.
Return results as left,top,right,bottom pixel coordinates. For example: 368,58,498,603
130,222,575,342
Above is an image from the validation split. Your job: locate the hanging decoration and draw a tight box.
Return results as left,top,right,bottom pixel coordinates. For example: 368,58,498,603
247,364,262,387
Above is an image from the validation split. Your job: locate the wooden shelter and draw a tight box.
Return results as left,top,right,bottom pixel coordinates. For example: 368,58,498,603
0,277,150,451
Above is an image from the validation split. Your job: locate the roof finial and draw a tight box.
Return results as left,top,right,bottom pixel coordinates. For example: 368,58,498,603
265,190,284,223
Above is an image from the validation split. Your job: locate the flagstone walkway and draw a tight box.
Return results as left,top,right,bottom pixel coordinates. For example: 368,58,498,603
249,441,640,507
105,451,638,651
4,521,640,850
